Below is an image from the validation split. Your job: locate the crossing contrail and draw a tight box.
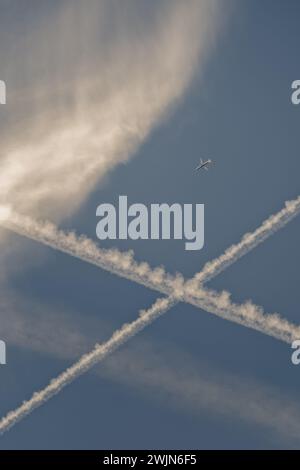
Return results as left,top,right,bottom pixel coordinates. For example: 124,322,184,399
0,296,176,433
0,288,297,434
0,195,299,433
2,293,300,443
0,196,299,342
0,197,299,344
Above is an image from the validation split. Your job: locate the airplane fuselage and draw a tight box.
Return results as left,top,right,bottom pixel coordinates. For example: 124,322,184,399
196,160,212,171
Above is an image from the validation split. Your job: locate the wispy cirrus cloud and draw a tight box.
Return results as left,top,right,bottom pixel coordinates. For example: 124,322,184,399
0,0,222,219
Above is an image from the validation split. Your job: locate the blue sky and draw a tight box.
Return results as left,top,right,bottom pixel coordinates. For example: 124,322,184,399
0,0,299,449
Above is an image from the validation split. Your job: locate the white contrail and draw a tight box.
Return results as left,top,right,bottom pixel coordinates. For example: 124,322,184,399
0,201,299,344
0,296,176,433
0,206,183,296
1,195,300,433
2,195,299,297
0,294,296,435
191,195,300,285
2,194,300,294
185,288,300,344
1,294,300,443
0,287,296,434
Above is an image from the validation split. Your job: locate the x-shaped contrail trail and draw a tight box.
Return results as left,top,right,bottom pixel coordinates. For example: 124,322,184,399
0,194,299,433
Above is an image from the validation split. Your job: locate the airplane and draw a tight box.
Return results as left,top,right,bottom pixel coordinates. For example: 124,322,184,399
195,158,213,171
